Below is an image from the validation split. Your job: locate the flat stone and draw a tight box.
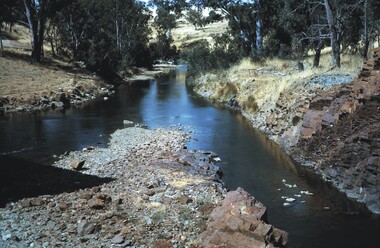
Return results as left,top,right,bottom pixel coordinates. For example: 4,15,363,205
77,220,101,236
30,198,45,206
111,234,124,244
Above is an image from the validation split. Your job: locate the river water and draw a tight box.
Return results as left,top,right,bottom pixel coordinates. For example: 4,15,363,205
0,67,379,247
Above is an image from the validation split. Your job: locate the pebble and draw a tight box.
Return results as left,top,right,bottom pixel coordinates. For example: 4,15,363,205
285,198,296,202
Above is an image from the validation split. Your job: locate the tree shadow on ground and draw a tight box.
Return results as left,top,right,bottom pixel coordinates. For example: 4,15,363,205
0,155,114,207
1,50,90,75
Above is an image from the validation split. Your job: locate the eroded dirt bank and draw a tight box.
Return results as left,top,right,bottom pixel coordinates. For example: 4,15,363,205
187,48,380,214
0,52,172,115
0,124,287,247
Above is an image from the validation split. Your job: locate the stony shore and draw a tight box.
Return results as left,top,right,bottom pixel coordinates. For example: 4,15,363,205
0,123,287,247
187,49,380,214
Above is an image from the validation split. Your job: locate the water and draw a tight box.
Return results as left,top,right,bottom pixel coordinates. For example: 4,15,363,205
0,66,379,247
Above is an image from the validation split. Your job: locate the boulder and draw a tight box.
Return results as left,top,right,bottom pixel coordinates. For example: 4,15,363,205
198,187,288,248
70,160,85,170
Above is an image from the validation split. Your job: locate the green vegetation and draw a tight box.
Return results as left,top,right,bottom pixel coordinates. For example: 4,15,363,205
181,0,380,77
1,0,379,79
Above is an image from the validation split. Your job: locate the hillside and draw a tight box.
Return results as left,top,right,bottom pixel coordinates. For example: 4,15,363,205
0,25,169,115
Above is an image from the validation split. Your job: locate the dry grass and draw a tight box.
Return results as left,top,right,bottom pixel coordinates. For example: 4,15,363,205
0,25,103,104
193,49,365,116
171,18,228,49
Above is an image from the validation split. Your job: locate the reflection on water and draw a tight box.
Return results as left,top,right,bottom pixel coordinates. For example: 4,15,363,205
0,66,379,248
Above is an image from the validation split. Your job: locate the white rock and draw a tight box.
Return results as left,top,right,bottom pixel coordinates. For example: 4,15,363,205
301,191,314,196
286,198,296,202
284,183,293,188
213,157,221,162
283,202,291,206
2,233,11,241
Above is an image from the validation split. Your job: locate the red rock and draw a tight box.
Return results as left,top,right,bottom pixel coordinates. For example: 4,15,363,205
340,100,356,113
302,109,324,133
89,193,111,209
198,187,288,247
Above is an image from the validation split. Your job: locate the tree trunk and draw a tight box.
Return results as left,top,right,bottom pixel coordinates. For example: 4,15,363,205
362,0,369,60
50,37,56,58
324,0,341,67
255,0,263,56
313,42,323,68
23,0,45,63
0,27,3,56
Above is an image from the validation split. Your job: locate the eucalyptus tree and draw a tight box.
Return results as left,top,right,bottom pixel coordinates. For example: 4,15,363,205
361,0,380,59
294,0,369,67
0,0,17,54
196,0,263,57
150,0,187,60
21,0,70,62
57,0,152,74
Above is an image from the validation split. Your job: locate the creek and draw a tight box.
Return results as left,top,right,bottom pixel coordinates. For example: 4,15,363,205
0,66,379,247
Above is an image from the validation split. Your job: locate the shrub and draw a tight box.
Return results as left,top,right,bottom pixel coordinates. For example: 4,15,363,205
180,33,240,78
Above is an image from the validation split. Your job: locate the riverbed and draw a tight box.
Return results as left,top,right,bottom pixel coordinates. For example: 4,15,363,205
0,66,379,247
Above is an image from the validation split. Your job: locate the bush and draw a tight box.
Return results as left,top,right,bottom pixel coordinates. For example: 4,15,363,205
180,33,240,78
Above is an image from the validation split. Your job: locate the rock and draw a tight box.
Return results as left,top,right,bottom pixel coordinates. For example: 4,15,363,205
30,198,45,206
89,193,111,209
153,239,172,248
71,160,85,170
57,202,68,211
145,189,155,197
285,198,296,202
51,101,64,109
326,168,337,178
77,220,101,236
198,187,288,247
177,195,193,204
123,120,135,127
111,235,124,244
2,233,12,241
20,199,31,208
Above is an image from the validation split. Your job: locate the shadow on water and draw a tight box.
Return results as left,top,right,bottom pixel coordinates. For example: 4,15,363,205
0,155,114,207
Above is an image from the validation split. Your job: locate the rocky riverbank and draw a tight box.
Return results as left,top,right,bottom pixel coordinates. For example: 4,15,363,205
187,48,380,214
0,122,287,247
